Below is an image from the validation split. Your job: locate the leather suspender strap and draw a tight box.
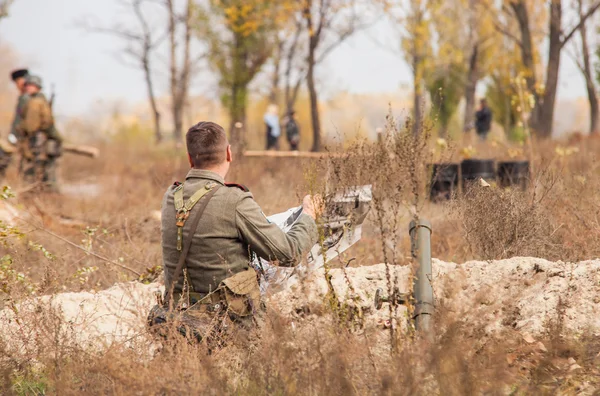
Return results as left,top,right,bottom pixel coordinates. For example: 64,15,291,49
174,183,216,251
165,184,221,307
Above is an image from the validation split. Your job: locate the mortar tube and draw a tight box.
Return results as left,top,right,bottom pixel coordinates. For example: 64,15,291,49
409,219,434,336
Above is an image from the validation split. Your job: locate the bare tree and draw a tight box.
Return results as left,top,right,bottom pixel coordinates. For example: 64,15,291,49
270,17,307,114
266,15,307,116
269,37,284,104
302,0,367,151
398,0,431,137
496,0,600,138
572,0,599,134
463,0,495,132
283,18,307,115
165,0,193,144
197,0,278,149
81,0,163,143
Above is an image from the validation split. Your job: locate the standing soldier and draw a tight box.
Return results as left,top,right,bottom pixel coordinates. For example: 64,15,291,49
9,69,29,145
16,75,62,191
1,69,30,180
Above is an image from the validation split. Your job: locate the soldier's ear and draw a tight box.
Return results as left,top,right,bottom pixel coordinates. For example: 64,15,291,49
226,145,232,163
187,153,194,168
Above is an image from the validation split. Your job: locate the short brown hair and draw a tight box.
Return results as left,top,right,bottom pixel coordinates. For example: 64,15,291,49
186,121,229,168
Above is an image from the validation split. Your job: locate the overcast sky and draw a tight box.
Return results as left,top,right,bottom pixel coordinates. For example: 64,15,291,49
0,0,588,118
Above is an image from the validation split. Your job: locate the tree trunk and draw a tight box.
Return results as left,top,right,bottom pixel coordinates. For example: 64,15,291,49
142,53,161,143
166,0,192,144
307,47,321,152
270,39,283,104
305,0,321,152
284,19,304,115
167,0,179,143
511,1,537,94
412,56,423,137
578,0,599,134
534,0,562,138
463,44,479,132
511,0,543,132
504,85,511,136
177,0,192,142
228,82,248,151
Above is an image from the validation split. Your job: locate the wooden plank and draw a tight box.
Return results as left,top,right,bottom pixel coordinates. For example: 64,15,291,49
63,144,99,158
242,150,342,158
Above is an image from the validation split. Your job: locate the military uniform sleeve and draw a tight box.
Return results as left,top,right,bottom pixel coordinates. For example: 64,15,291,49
235,194,318,267
10,110,19,138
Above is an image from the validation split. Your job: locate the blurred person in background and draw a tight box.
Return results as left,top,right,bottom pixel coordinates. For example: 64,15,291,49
3,69,31,178
264,104,280,150
284,110,300,151
9,68,29,146
475,98,493,141
16,75,62,191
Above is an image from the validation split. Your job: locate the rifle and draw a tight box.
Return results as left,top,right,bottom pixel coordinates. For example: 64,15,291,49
49,84,55,110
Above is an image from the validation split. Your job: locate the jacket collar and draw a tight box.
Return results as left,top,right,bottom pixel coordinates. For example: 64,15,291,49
185,169,225,185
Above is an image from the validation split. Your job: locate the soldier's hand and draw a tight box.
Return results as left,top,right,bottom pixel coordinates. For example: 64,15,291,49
302,194,323,220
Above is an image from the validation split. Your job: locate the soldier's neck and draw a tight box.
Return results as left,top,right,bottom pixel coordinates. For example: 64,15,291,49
198,165,228,180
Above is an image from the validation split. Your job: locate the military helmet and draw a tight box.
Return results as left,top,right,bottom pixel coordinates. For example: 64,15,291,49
25,75,43,89
10,69,29,81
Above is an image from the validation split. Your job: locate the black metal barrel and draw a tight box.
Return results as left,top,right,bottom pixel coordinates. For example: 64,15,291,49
461,159,495,190
429,163,459,201
498,160,530,190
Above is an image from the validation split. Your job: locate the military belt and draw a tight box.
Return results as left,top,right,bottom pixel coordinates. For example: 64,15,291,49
170,291,225,312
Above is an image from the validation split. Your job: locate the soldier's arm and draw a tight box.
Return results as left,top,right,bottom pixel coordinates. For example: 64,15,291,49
236,194,318,267
10,96,28,138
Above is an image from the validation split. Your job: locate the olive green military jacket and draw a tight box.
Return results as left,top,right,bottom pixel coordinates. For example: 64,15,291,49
17,93,53,137
10,94,29,139
161,169,318,294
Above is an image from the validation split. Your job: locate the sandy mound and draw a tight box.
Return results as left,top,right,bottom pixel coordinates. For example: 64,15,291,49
1,257,599,354
0,282,163,356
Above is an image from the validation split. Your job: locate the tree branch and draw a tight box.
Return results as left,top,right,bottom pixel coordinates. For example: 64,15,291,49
560,1,600,49
492,20,523,49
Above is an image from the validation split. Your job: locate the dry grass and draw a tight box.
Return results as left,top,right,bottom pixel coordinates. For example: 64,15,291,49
1,118,600,394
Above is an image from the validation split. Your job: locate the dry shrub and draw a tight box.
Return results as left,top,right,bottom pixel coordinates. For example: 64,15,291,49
5,294,597,395
457,186,558,260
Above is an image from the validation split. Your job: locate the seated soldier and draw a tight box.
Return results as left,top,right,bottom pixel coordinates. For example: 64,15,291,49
149,121,320,344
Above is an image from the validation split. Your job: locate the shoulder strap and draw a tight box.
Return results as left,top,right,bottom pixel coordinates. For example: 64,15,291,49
174,183,214,212
165,184,221,307
174,182,217,251
174,184,184,211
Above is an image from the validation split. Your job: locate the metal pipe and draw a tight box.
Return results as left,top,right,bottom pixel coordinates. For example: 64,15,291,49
409,219,434,335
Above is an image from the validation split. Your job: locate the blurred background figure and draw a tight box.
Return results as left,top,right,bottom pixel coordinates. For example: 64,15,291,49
264,104,280,150
10,68,29,145
17,75,62,191
475,99,492,141
284,110,300,151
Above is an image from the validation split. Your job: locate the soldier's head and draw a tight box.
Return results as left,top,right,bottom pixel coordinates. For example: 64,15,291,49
24,75,43,95
186,121,231,174
10,69,29,93
480,98,488,108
